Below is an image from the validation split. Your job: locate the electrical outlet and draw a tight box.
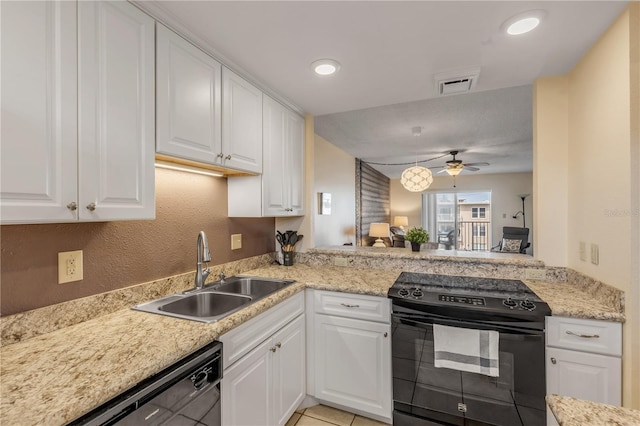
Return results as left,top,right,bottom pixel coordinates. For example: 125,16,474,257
334,257,348,267
579,241,586,261
231,234,242,250
525,268,546,281
58,250,83,284
591,243,599,265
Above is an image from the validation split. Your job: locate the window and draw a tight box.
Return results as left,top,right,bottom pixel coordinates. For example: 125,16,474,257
472,207,486,218
473,224,487,237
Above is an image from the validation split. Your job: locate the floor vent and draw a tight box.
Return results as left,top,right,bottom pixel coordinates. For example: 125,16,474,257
435,69,480,96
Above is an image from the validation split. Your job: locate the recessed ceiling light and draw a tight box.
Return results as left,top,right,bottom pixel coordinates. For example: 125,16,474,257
502,10,546,36
312,59,341,76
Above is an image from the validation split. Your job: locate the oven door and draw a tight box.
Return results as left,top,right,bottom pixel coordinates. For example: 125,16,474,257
392,305,546,426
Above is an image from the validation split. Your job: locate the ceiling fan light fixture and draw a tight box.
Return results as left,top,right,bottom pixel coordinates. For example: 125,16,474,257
502,10,546,36
401,165,433,192
446,167,463,176
312,59,341,76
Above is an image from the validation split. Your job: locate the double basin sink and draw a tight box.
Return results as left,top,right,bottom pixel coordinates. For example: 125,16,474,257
133,276,295,323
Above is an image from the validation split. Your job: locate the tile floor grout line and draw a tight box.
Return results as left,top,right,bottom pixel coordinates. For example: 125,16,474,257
302,413,350,426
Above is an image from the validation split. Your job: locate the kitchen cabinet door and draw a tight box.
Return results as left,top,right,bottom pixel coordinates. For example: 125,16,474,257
222,67,263,174
313,314,392,419
222,338,273,426
546,346,621,405
78,1,155,221
0,1,78,223
272,315,306,426
156,23,223,166
286,111,305,215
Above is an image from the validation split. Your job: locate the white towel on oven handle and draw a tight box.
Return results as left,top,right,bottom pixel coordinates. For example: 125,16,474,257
433,324,499,377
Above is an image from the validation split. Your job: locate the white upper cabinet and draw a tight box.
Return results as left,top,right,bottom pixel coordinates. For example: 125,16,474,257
156,23,222,165
78,1,155,221
1,1,78,223
0,1,155,224
228,95,305,217
222,67,263,174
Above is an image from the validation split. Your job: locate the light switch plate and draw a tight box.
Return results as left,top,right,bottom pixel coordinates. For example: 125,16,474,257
525,268,546,280
58,250,83,284
231,234,242,250
591,243,599,265
579,241,586,261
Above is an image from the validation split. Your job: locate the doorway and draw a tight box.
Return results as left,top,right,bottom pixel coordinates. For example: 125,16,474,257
422,191,492,251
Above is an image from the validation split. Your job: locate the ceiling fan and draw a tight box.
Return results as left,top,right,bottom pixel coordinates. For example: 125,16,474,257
430,151,489,176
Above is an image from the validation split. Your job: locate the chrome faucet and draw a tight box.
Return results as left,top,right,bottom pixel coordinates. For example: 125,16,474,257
195,231,211,290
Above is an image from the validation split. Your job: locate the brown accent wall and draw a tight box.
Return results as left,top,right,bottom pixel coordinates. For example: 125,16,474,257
0,168,275,316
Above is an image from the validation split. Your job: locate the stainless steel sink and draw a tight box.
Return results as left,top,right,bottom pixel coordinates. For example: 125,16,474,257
132,276,295,323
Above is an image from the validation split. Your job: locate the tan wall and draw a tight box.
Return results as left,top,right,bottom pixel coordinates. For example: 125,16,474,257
533,76,569,267
390,172,533,251
0,169,275,316
313,134,356,246
534,4,639,407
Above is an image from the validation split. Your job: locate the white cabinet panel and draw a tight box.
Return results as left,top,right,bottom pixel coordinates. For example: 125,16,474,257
222,338,273,426
273,315,306,426
0,1,78,223
222,67,262,174
287,111,305,214
546,346,621,405
546,316,622,356
314,290,391,323
314,314,392,419
1,0,155,224
156,23,222,165
78,1,155,221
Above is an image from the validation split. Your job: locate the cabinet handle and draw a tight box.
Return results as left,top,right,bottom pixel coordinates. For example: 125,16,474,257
225,155,232,160
384,332,388,338
66,202,78,211
551,357,557,364
566,330,600,339
275,342,282,348
217,153,224,158
86,202,96,212
340,303,360,308
270,347,277,352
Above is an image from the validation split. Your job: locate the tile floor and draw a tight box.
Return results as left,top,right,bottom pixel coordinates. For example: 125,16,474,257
285,404,388,426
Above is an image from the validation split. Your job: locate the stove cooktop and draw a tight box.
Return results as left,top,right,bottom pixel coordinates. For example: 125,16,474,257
388,272,551,322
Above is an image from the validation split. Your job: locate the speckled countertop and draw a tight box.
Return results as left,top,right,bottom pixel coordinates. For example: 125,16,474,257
547,395,640,425
0,263,625,425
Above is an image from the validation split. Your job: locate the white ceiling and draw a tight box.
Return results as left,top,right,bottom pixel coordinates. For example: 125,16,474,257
144,0,629,178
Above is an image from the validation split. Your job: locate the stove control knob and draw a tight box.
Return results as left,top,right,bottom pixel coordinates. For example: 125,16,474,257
503,297,517,308
521,299,536,311
398,289,409,297
411,289,423,299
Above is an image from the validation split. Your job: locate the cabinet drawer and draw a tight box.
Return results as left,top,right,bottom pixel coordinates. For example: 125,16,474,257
221,292,304,367
546,316,622,356
314,290,390,323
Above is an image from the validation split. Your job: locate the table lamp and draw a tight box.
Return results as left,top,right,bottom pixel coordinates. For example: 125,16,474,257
393,216,409,231
369,223,390,248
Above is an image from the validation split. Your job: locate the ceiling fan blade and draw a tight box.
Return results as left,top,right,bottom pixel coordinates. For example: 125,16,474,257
463,162,490,167
464,166,480,171
429,165,446,170
436,169,448,174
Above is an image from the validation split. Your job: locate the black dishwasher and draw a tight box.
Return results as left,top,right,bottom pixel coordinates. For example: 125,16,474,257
67,340,222,426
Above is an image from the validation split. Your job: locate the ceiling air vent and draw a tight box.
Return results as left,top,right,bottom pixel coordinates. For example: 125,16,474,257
435,68,480,96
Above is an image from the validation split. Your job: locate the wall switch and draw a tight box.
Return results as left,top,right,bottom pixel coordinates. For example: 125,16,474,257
579,241,586,261
334,257,348,267
58,250,83,284
231,234,242,250
591,243,599,265
525,268,546,281
502,213,507,219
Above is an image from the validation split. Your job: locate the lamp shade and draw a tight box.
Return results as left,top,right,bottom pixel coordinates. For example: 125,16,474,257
369,223,390,248
401,166,433,192
446,166,463,176
393,216,409,227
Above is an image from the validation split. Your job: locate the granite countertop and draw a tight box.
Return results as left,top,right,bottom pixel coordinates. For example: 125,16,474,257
547,395,640,425
0,263,625,425
0,265,400,426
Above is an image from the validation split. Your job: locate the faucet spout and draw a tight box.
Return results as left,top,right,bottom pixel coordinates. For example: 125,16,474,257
195,231,211,290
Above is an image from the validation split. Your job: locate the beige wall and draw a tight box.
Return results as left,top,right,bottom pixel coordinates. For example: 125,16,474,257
0,169,275,316
312,134,357,246
390,172,533,252
534,4,639,407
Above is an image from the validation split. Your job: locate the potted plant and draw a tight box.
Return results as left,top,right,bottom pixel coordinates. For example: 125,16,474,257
405,227,429,252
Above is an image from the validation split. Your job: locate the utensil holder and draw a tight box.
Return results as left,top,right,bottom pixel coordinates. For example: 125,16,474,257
282,251,294,266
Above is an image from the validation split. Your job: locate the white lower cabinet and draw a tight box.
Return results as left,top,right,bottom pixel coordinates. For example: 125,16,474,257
221,293,305,426
308,290,392,423
546,316,622,406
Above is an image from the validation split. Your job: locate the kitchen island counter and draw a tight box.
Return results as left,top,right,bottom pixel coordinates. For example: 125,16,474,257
547,394,640,425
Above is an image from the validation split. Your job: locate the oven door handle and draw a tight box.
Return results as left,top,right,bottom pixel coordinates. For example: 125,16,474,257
392,312,544,336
